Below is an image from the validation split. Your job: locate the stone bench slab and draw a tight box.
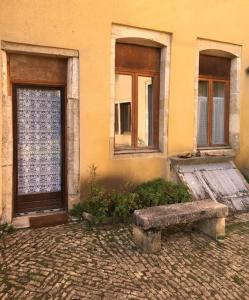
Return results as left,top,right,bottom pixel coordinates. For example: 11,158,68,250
133,200,228,230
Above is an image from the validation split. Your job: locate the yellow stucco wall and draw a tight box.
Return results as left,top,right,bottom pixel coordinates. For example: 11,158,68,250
0,0,249,216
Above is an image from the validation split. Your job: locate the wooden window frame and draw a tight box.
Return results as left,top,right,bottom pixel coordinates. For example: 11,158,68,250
114,68,160,151
198,75,230,148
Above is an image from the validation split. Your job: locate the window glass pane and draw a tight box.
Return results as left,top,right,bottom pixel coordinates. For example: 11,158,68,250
120,103,131,133
114,74,132,147
197,81,208,146
212,82,225,145
137,76,153,147
114,104,119,133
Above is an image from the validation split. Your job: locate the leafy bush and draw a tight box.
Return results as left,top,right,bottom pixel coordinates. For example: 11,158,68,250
111,191,139,221
135,178,191,208
70,202,84,220
70,164,112,223
0,223,14,236
82,192,111,223
70,166,191,224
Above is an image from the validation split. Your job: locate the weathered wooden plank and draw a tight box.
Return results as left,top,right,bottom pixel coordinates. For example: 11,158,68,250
184,173,208,200
179,162,233,173
176,161,249,213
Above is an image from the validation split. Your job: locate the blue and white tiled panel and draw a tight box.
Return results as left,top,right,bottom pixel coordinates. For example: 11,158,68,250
17,88,62,195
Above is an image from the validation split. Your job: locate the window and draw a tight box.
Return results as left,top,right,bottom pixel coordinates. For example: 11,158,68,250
197,55,230,147
114,43,160,150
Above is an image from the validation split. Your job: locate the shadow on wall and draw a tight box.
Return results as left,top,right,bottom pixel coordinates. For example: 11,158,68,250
79,162,169,198
80,174,140,198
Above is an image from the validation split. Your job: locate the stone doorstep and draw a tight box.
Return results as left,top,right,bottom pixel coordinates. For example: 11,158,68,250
133,200,228,231
12,210,68,228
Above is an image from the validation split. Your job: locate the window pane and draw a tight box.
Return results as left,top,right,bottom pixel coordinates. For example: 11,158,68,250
212,82,225,145
137,76,153,147
115,74,132,147
120,102,131,133
114,104,119,133
197,81,208,146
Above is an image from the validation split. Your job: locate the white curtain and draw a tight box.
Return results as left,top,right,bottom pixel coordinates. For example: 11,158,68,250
212,82,225,145
197,82,208,146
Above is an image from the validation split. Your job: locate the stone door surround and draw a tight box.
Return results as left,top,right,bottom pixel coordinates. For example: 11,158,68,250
1,41,80,223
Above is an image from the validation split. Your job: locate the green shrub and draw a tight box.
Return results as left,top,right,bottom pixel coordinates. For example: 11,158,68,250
135,178,191,208
111,191,139,221
84,165,114,222
82,192,111,223
0,223,14,236
70,202,84,220
69,165,191,224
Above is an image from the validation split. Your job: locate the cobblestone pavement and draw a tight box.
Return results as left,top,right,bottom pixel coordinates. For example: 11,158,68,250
1,215,249,299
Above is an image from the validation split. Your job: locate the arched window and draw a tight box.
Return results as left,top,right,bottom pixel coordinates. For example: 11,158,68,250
111,25,171,156
114,43,160,150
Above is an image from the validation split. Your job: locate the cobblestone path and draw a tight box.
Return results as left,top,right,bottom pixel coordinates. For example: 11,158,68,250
1,216,249,299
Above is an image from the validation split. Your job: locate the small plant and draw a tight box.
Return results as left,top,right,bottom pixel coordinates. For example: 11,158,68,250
70,202,84,220
232,274,244,286
0,223,15,276
87,164,100,198
82,164,112,223
82,193,111,224
70,164,112,223
0,223,14,236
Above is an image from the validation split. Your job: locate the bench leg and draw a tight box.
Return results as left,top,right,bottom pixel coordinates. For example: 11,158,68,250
133,225,161,253
197,217,225,240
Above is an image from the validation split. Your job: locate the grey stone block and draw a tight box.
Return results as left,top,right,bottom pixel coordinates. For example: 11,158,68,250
133,200,228,252
196,217,226,239
133,200,228,231
133,225,161,253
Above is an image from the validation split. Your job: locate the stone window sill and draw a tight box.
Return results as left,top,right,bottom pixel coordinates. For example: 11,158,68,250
198,147,236,157
113,148,164,159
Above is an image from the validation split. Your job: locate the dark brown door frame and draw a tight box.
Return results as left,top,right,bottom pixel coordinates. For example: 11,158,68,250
12,83,67,215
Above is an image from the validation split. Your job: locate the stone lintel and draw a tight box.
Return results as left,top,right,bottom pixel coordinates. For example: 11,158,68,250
1,41,79,58
169,155,234,167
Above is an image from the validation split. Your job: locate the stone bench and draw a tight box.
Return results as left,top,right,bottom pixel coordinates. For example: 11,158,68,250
133,200,228,253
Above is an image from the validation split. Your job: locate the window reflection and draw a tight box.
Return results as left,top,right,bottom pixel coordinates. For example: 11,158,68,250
137,76,153,147
197,81,208,146
114,74,132,147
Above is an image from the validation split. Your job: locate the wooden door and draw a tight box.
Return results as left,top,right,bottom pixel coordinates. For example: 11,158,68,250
13,85,66,214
